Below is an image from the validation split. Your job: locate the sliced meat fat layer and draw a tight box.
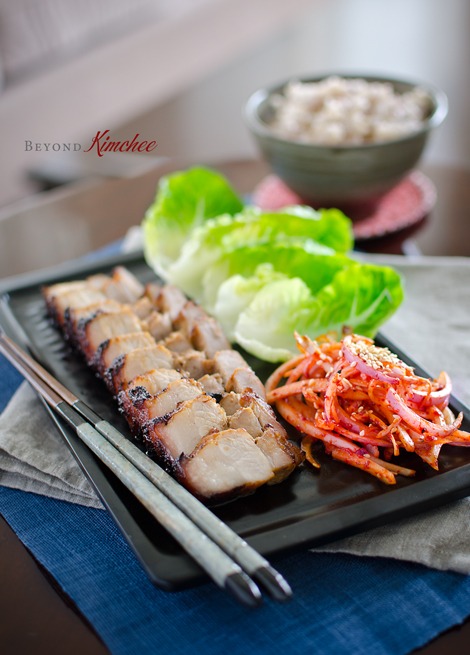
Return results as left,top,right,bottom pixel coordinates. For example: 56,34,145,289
107,345,174,392
43,283,107,325
131,297,154,320
221,391,304,483
151,284,187,320
255,428,304,484
161,331,193,353
197,373,225,397
213,350,266,399
143,311,173,342
77,309,142,364
174,302,230,357
118,368,183,430
144,395,227,463
129,378,203,428
95,332,155,374
179,429,274,502
127,368,183,396
95,267,145,304
174,349,212,379
64,300,123,340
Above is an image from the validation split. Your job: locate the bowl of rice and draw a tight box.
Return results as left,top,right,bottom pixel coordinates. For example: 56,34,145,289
244,73,447,206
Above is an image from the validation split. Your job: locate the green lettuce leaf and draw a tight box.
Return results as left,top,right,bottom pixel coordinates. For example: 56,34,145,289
234,263,404,362
142,167,243,275
167,206,352,299
203,242,349,310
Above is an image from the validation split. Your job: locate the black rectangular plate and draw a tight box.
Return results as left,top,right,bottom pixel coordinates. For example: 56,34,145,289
1,251,470,591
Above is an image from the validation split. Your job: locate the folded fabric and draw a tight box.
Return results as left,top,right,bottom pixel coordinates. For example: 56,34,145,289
0,253,469,575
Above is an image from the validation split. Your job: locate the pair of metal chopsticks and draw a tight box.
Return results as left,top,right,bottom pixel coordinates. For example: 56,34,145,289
0,330,292,607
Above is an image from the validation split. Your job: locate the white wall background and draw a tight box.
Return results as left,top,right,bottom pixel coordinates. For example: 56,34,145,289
125,0,469,168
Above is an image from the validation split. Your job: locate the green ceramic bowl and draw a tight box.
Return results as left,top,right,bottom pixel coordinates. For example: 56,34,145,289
244,73,448,206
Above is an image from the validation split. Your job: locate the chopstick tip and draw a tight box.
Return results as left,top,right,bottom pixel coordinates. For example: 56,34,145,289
225,572,263,608
253,565,293,602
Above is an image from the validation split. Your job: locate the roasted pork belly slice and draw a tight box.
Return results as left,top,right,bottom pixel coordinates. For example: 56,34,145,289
145,396,227,461
239,391,287,437
65,299,123,338
173,301,206,334
132,297,154,320
161,331,193,353
197,373,225,397
154,284,187,320
78,309,142,363
220,392,303,483
43,280,88,303
180,429,274,501
87,274,110,290
138,379,203,423
191,321,230,358
144,282,162,304
112,267,145,301
118,368,183,431
127,368,182,396
97,267,145,303
96,332,155,374
109,345,174,392
44,284,106,325
226,367,266,399
255,428,304,484
212,350,264,397
219,391,242,416
174,302,230,357
174,349,212,379
144,311,173,342
228,407,263,438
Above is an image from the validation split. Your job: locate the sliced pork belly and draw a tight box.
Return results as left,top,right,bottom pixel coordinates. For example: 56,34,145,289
161,331,193,353
144,395,226,462
144,282,162,304
255,427,303,484
127,368,182,396
131,297,154,320
239,391,288,437
135,378,203,425
77,309,142,364
97,267,145,303
213,350,266,399
197,373,225,397
43,283,107,325
174,302,230,357
64,299,123,340
144,311,173,342
220,391,303,483
154,284,187,320
180,429,274,502
226,367,266,399
228,407,263,438
174,349,211,379
96,332,155,374
109,345,174,392
118,368,183,430
112,266,145,301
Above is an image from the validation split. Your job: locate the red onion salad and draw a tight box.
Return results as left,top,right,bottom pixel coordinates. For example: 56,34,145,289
266,333,468,484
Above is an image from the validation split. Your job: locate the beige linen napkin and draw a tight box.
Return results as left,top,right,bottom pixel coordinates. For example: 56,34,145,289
0,253,469,570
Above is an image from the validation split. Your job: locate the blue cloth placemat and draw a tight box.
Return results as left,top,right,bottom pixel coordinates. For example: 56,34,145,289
2,479,470,655
1,312,470,654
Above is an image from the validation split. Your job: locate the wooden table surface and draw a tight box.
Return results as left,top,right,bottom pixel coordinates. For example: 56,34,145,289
1,158,470,654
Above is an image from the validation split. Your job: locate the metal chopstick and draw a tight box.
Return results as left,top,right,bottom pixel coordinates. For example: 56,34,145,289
0,332,292,602
0,336,264,607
